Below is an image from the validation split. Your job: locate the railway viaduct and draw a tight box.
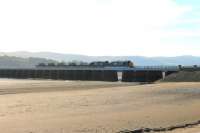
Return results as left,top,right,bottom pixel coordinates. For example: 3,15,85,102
0,66,179,82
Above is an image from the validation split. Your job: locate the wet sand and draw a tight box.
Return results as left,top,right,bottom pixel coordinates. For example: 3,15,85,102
0,79,200,133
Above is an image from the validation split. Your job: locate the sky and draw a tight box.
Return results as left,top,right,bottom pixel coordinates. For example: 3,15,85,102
0,0,200,56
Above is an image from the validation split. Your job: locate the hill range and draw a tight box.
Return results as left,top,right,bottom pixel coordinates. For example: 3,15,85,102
0,51,200,68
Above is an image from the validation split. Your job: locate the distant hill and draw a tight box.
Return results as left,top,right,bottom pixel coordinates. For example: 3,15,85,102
0,56,57,68
0,51,200,66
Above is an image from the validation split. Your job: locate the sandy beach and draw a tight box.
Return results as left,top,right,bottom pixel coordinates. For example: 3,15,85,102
0,79,200,133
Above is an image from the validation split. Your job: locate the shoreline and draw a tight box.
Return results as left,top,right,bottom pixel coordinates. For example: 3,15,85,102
119,120,200,133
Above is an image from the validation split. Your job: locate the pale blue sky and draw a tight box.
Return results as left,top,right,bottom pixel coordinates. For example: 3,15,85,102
0,0,200,56
160,0,200,55
170,0,200,29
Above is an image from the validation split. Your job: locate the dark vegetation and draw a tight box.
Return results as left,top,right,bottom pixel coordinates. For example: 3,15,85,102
0,55,133,68
37,61,134,67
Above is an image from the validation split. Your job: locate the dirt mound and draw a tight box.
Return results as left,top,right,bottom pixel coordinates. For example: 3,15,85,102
162,71,200,82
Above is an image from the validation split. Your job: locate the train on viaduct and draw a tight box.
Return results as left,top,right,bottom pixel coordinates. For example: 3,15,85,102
0,61,180,82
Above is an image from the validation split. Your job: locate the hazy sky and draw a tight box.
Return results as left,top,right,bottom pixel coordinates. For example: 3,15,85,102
0,0,199,56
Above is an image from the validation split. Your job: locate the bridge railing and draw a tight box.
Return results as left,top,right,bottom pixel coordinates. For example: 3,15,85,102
134,66,179,71
0,66,180,71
